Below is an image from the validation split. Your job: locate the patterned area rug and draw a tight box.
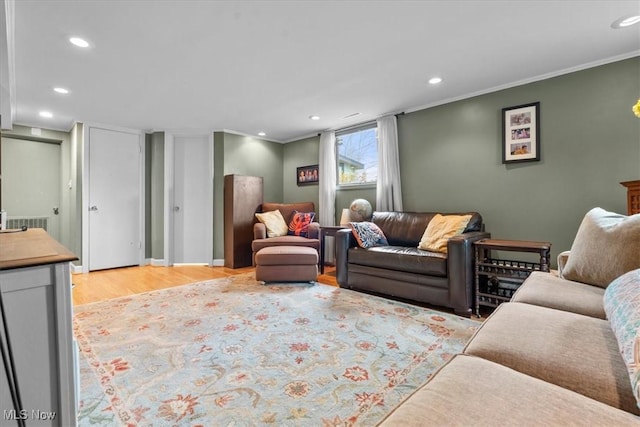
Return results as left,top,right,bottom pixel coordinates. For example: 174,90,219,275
74,273,478,426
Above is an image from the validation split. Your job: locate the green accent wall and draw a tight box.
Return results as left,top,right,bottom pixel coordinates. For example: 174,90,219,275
282,135,377,224
1,124,80,259
282,135,320,206
213,132,225,261
7,57,638,270
285,57,639,265
398,57,639,264
212,132,284,260
145,131,164,259
221,133,284,200
70,122,83,262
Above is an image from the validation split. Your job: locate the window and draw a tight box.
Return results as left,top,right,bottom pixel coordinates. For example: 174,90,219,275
336,124,377,186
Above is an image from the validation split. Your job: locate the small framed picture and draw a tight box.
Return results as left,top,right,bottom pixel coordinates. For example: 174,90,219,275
502,102,540,164
297,164,319,186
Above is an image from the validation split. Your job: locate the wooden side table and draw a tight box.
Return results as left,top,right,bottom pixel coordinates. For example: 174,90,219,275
621,180,640,215
474,239,551,317
319,226,348,274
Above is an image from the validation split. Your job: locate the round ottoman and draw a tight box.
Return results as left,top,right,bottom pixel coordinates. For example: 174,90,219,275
255,246,318,283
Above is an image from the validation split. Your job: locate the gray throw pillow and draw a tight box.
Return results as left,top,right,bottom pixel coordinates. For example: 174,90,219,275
562,207,640,288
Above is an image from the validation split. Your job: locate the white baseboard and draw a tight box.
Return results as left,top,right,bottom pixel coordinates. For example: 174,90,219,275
174,263,208,266
71,259,229,271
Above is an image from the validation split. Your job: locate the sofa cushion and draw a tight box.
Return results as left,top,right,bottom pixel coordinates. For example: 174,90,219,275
348,246,448,277
464,302,639,414
604,268,640,410
511,271,606,319
417,213,471,253
255,210,288,237
287,210,315,237
379,354,640,426
349,221,389,248
562,207,640,288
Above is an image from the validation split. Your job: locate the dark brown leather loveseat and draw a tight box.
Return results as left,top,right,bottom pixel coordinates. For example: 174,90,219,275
335,211,490,316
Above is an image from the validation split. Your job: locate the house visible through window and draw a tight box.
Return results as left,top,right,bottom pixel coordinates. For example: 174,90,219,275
336,124,377,186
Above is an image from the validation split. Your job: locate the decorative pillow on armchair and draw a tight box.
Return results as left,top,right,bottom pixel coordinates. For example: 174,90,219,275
287,211,315,237
255,210,289,238
603,269,640,409
562,208,640,288
349,222,388,248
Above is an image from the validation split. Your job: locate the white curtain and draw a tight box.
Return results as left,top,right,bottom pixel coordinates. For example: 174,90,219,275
318,131,336,226
376,115,403,211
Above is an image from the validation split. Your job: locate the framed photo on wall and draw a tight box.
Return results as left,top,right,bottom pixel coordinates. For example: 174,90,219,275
297,164,319,186
502,102,540,164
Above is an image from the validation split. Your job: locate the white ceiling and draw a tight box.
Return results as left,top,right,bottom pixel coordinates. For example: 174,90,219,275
6,0,640,142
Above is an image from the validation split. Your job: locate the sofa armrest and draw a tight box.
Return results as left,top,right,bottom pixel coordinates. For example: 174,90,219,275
557,250,571,278
336,228,356,286
447,231,491,315
253,222,267,240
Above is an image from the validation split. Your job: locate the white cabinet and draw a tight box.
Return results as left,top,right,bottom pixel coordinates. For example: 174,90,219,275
0,229,77,426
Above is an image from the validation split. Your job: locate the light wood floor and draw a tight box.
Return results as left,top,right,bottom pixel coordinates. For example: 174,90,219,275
72,264,338,306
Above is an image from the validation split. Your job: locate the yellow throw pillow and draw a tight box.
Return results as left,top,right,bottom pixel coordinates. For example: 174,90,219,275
418,214,472,253
255,210,289,238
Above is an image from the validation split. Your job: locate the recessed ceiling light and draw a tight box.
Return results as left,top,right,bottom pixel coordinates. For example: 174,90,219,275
258,132,266,137
54,87,69,94
611,15,640,29
69,37,90,48
428,77,443,85
39,111,53,118
309,115,320,120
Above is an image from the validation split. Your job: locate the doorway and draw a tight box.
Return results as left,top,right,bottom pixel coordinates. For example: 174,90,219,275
171,135,213,264
0,136,61,241
85,127,143,271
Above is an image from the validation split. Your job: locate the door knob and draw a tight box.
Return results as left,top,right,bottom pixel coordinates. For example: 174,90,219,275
53,207,59,215
90,205,98,211
174,206,180,212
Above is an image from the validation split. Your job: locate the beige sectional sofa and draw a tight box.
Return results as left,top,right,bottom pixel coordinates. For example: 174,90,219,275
380,208,640,425
380,270,640,425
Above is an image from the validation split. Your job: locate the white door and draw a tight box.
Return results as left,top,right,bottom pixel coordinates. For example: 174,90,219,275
0,137,61,241
88,128,141,271
173,135,212,264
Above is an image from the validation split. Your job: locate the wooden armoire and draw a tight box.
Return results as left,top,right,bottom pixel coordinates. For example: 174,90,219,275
224,174,263,268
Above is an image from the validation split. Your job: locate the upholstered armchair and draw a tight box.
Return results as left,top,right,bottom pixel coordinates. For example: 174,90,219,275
251,202,320,265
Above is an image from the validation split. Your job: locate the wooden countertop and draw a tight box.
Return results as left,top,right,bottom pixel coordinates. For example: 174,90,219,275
0,228,78,270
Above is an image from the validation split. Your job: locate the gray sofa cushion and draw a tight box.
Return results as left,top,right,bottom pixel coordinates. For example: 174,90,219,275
464,302,639,415
511,271,606,319
379,354,640,426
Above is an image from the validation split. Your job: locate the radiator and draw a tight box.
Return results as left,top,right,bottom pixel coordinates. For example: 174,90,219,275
6,216,49,231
